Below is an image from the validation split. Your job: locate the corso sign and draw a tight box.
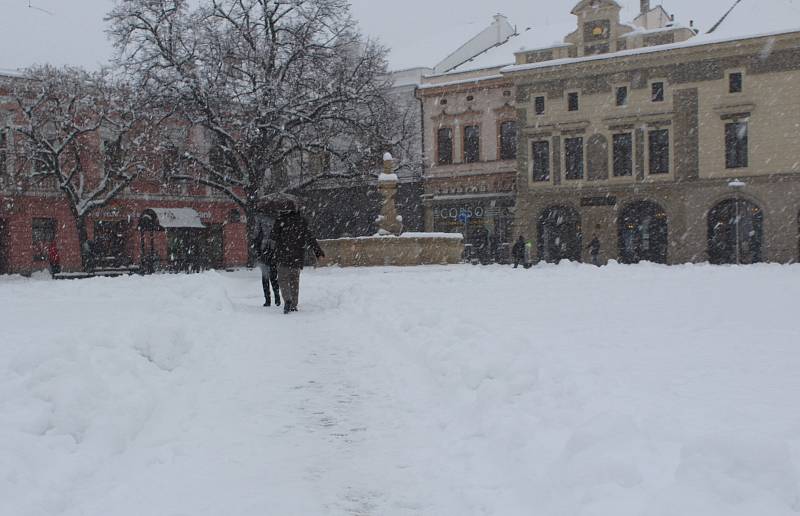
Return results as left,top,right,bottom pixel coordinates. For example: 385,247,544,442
434,206,485,220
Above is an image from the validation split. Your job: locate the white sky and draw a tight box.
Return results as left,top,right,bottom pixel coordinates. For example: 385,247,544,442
1,0,798,71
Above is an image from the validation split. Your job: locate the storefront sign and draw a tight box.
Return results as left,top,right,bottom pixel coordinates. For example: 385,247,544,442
433,206,486,220
580,196,617,207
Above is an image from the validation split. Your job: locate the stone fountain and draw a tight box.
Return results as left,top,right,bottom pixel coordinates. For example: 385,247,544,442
318,154,464,267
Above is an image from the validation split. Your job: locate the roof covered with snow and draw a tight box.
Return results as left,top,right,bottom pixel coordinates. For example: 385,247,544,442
385,0,800,74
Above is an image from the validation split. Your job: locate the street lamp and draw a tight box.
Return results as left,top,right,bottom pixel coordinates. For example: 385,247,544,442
728,179,746,265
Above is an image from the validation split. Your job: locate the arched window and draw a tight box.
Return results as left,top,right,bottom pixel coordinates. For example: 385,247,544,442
618,201,668,264
537,206,582,263
707,199,763,264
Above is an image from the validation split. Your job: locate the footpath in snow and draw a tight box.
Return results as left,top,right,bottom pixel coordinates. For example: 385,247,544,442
1,263,800,516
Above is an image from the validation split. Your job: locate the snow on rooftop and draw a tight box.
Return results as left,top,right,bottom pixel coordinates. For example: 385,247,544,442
387,1,799,74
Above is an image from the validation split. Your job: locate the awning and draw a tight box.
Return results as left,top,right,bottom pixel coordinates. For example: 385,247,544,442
139,208,206,229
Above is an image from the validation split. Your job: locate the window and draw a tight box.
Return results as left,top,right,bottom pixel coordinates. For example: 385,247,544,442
103,139,122,173
725,121,749,169
648,129,670,174
209,134,234,173
612,133,633,177
437,127,453,165
534,96,546,115
310,151,331,174
651,82,665,102
729,72,743,93
616,86,629,106
466,95,474,102
568,92,580,112
499,121,517,161
531,141,550,182
564,137,584,180
463,125,480,163
32,218,56,261
439,98,448,105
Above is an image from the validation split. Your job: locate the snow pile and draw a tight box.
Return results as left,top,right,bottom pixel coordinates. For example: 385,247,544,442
2,264,800,515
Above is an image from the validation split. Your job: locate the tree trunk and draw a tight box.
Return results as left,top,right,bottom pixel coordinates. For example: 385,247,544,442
76,215,91,273
245,182,260,267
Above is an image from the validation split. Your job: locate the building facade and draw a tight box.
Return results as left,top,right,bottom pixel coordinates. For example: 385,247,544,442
507,0,800,265
0,73,248,275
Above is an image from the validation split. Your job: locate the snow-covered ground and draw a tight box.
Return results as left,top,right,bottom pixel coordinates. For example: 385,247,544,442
2,263,800,516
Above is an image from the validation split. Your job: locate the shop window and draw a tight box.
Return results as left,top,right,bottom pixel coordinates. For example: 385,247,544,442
567,92,580,112
648,129,670,174
531,141,550,182
564,137,584,180
616,86,628,106
32,217,56,261
651,82,665,102
729,72,743,93
499,121,517,161
725,121,748,169
534,96,546,115
437,127,453,165
463,125,480,163
613,133,633,177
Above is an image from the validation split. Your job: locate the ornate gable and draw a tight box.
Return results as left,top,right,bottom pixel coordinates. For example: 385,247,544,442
571,0,622,15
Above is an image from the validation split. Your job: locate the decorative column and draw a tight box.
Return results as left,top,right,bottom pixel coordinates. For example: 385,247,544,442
377,153,403,235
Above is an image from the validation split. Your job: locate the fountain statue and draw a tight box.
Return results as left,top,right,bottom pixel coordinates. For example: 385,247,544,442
317,154,464,267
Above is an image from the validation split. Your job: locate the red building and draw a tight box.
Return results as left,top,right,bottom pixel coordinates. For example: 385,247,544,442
0,192,248,275
0,72,249,275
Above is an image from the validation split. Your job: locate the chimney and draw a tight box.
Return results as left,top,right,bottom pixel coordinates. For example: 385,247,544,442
640,0,650,15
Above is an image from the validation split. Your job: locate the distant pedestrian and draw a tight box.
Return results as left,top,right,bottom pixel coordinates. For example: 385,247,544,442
272,210,325,314
588,235,601,266
255,215,281,307
512,235,526,269
47,240,61,277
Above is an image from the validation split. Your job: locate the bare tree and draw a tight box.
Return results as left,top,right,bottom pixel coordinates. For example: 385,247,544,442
12,65,162,271
107,0,401,255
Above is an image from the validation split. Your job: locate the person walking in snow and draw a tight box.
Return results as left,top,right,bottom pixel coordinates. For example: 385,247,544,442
255,215,281,307
588,234,601,266
271,210,325,314
47,240,61,277
512,235,526,269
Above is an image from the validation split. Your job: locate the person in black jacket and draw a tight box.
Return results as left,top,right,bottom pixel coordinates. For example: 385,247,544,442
512,235,526,268
254,215,280,307
587,235,601,266
271,210,325,314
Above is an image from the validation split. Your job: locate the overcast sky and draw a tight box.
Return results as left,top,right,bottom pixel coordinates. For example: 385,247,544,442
1,0,798,71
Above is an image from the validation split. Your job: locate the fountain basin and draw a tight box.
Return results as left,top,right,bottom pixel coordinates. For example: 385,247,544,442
318,233,464,267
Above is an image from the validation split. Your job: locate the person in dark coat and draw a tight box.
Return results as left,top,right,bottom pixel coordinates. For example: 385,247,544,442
47,240,61,277
255,215,280,307
271,210,325,314
587,235,601,266
512,235,526,269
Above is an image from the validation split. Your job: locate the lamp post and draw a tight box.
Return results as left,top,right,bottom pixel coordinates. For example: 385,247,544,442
728,179,746,265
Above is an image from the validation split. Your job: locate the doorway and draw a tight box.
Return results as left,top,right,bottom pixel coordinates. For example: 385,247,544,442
618,201,668,264
537,206,582,263
707,198,763,264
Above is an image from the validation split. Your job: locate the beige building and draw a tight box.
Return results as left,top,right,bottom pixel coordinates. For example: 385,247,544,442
506,0,800,265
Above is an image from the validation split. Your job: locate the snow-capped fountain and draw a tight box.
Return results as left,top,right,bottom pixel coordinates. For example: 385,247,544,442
318,154,464,267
